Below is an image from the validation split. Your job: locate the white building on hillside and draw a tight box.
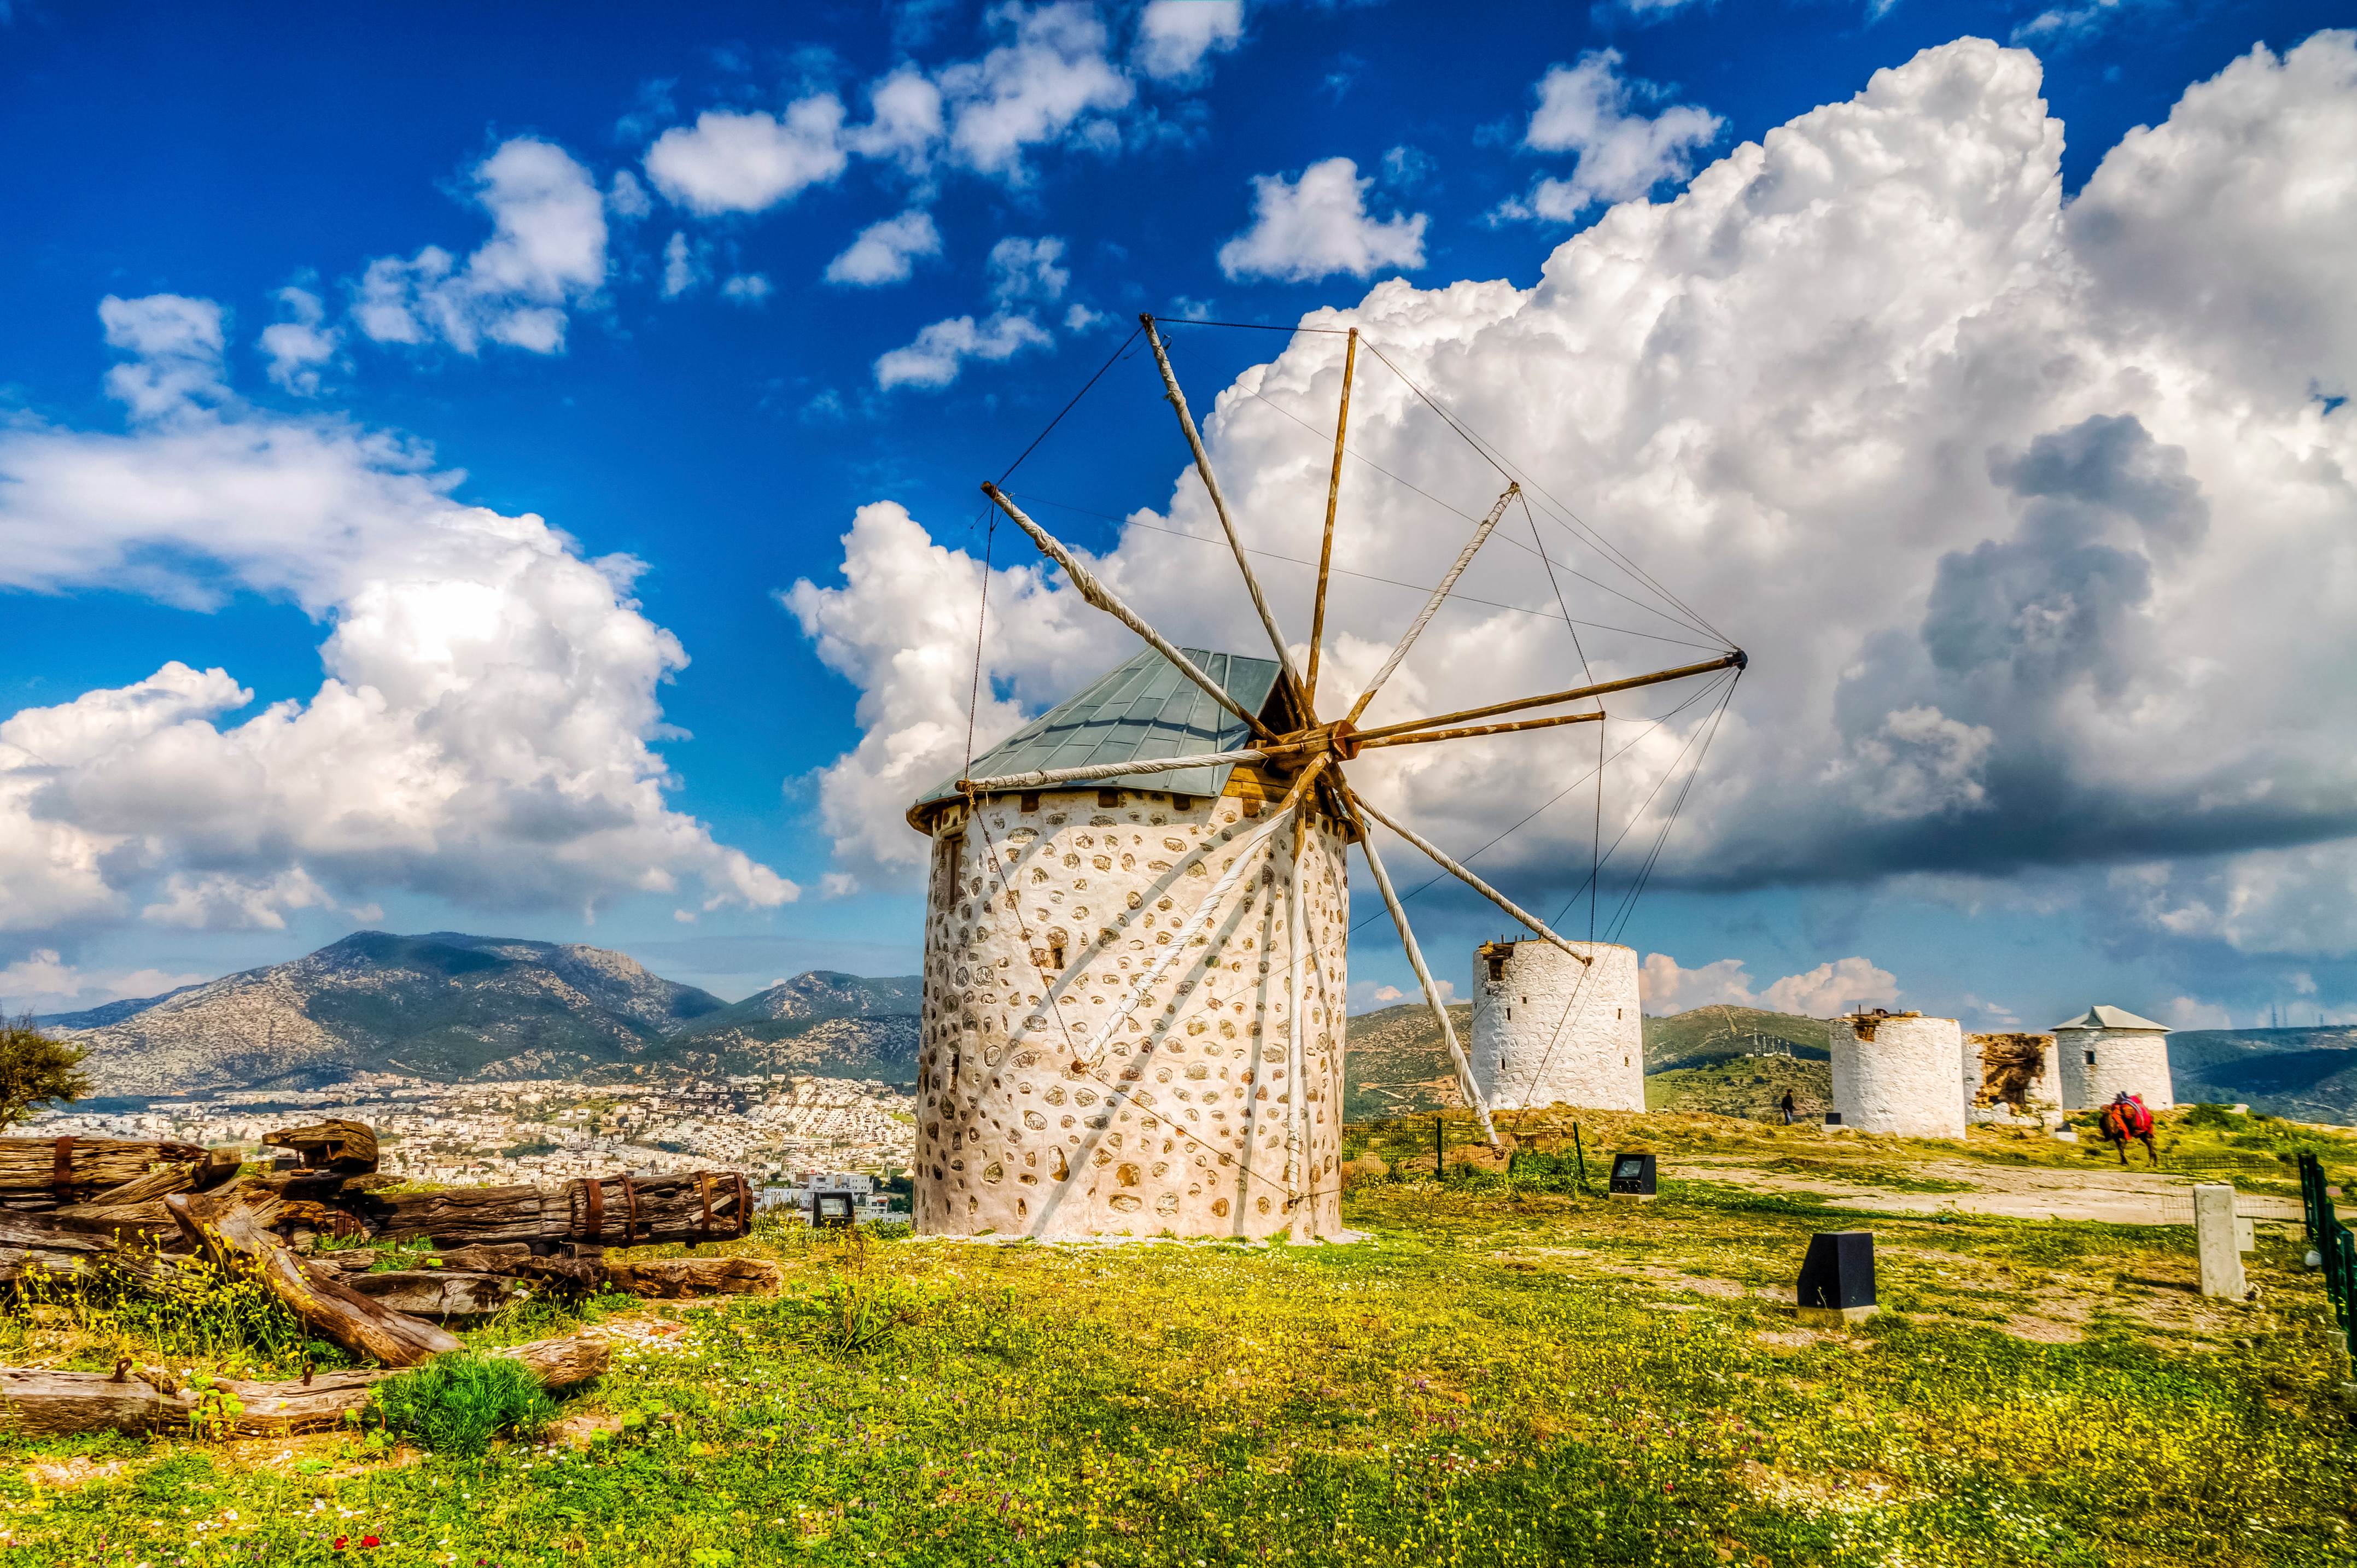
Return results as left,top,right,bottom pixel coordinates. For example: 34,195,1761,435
2051,1005,2174,1110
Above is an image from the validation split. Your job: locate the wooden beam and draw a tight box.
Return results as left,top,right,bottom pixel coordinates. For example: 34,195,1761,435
957,747,1268,794
1305,326,1357,710
1351,651,1743,743
1343,484,1519,726
1354,709,1604,751
1347,788,1593,968
982,482,1281,745
0,1330,608,1439
1141,315,1311,717
1345,799,1501,1149
167,1182,463,1368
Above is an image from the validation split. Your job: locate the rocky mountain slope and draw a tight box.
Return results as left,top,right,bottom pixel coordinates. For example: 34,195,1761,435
653,970,925,1081
2169,1028,2357,1123
65,932,729,1095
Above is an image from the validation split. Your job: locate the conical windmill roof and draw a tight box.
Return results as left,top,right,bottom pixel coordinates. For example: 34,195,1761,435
909,644,1281,826
2050,1004,2170,1033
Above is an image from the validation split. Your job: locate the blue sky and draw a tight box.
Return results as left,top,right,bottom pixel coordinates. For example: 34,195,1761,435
3,0,2353,1034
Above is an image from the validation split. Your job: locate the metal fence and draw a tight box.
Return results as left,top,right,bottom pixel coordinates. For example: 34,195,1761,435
2296,1152,2357,1358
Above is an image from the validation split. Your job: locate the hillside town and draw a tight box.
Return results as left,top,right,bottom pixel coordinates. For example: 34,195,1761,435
21,1072,915,1190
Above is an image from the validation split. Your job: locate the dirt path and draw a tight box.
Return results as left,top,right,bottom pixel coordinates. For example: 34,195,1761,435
1681,1154,2305,1226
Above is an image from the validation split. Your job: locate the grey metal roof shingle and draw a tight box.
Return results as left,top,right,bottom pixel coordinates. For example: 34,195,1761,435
912,645,1280,820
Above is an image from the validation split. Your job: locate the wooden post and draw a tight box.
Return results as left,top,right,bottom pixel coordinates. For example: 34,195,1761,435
1305,326,1357,708
1434,1115,1444,1178
981,482,1279,744
1139,315,1311,716
1351,651,1745,744
1350,813,1501,1146
1573,1123,1589,1195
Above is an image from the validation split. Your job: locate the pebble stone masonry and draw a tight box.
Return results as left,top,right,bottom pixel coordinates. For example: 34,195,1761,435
1468,938,1644,1111
911,787,1350,1241
1829,1012,1968,1138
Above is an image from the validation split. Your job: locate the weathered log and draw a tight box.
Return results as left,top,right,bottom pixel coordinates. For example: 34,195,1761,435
265,1120,378,1174
431,1242,536,1273
0,1137,208,1196
603,1257,781,1298
0,1208,115,1286
167,1183,461,1367
82,1160,202,1208
360,1172,751,1247
45,1197,183,1245
0,1328,610,1438
348,1270,526,1319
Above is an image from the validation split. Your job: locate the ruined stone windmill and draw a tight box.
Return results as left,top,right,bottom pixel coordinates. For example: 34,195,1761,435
904,315,1743,1241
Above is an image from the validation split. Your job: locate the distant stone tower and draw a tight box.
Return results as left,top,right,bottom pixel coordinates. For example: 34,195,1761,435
905,646,1349,1242
1829,1011,1967,1137
1468,939,1644,1111
2051,1005,2174,1110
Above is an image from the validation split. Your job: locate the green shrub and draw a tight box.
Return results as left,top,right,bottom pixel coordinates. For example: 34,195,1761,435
369,1353,555,1454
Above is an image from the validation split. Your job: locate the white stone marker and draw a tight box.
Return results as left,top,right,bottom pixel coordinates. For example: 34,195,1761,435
2193,1184,2245,1300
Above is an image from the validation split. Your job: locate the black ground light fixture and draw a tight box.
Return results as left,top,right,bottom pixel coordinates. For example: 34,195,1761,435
1608,1151,1656,1201
814,1192,856,1228
1796,1230,1878,1326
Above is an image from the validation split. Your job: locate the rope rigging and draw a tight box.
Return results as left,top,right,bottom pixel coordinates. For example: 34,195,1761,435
932,307,1745,1216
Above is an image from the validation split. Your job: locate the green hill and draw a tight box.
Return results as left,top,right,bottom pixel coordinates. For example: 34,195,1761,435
1339,1002,1830,1119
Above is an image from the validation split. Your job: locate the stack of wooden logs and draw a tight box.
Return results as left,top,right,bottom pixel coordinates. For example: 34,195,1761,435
1,1119,780,1434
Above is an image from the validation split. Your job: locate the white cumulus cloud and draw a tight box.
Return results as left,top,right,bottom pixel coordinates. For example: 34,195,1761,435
257,286,340,395
1500,50,1722,221
1217,156,1427,282
938,2,1134,181
350,137,608,355
643,98,850,215
0,296,796,939
825,210,944,287
1135,0,1244,81
782,24,2357,990
872,312,1054,390
1640,953,1900,1016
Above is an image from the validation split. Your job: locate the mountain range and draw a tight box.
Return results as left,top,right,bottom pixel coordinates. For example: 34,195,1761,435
49,931,919,1097
38,931,2356,1125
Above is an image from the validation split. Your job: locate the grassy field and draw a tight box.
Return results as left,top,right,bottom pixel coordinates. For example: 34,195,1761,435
6,1109,2357,1567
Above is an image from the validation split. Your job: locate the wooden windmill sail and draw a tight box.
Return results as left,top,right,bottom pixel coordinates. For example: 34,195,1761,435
907,314,1742,1241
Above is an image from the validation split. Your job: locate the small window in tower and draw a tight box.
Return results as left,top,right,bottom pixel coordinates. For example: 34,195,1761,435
1617,1009,1623,1020
1170,793,1193,811
1099,788,1122,808
2085,1049,2097,1064
1020,792,1040,814
1051,940,1067,970
1504,1008,1511,1020
1521,996,1527,1004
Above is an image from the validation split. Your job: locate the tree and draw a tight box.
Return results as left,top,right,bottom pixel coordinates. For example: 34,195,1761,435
0,1014,90,1129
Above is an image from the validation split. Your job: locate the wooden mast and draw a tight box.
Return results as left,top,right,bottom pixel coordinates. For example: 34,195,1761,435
1305,327,1357,711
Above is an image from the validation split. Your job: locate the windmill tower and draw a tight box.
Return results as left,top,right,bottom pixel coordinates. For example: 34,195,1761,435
906,317,1744,1240
1469,938,1645,1112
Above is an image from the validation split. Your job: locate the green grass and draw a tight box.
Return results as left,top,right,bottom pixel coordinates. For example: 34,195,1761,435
371,1354,558,1455
5,1117,2356,1566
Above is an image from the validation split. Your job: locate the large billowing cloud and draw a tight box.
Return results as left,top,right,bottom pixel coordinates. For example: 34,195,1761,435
788,33,2357,976
0,297,796,941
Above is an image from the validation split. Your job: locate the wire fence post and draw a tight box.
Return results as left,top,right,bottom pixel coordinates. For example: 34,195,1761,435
1572,1122,1589,1196
1434,1115,1444,1179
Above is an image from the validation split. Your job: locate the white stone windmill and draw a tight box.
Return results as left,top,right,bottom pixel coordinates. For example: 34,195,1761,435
905,315,1742,1242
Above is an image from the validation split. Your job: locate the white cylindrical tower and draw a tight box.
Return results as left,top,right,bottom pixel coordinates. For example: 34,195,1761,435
1468,939,1644,1111
909,785,1349,1241
2051,1006,2174,1110
1829,1012,1967,1137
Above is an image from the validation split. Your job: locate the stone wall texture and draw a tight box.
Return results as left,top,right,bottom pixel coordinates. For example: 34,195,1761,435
1830,1015,1967,1138
1964,1032,2061,1112
1468,940,1644,1111
2055,1028,2174,1110
912,786,1348,1241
